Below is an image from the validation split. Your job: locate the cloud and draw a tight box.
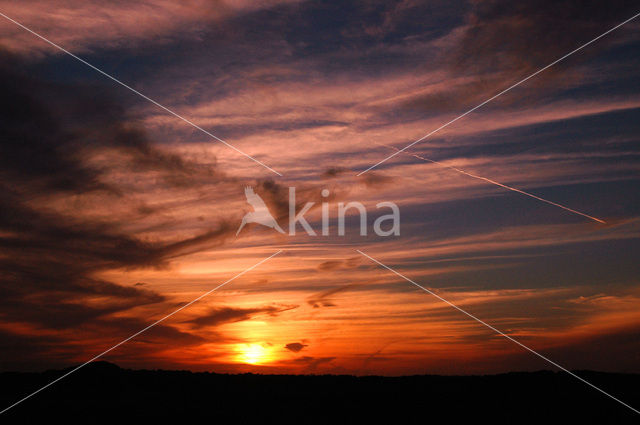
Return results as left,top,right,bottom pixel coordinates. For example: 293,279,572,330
358,172,393,188
322,167,348,178
234,178,346,237
187,304,297,328
452,0,638,77
0,48,243,365
307,284,360,308
291,356,335,372
317,261,342,271
0,49,223,195
317,257,362,271
285,342,308,353
0,0,303,56
385,0,640,118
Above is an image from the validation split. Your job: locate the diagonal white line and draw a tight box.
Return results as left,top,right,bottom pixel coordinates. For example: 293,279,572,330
0,250,283,416
371,140,606,223
0,11,282,177
357,249,640,415
358,11,640,176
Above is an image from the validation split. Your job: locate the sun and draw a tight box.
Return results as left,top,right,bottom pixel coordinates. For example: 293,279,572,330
237,344,272,365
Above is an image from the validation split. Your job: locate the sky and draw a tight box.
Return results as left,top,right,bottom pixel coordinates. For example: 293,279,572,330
0,0,639,376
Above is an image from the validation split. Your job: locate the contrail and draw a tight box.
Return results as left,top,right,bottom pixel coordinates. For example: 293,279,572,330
370,141,605,224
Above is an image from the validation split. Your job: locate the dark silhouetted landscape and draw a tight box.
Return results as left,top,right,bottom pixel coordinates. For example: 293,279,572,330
1,362,639,423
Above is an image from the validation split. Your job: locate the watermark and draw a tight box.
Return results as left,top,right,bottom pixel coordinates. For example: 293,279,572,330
236,187,400,237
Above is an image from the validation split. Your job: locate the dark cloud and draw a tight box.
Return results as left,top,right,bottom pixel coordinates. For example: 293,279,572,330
317,257,362,271
291,356,335,372
187,304,297,328
236,179,341,236
322,167,348,178
285,342,308,353
358,171,393,188
452,0,638,77
317,260,343,271
0,48,239,368
397,0,639,117
0,50,220,195
307,284,360,308
253,178,290,221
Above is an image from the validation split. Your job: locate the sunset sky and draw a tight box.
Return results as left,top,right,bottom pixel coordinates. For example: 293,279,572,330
1,0,639,376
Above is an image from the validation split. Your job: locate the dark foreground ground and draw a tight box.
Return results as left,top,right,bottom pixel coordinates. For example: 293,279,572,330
0,362,639,424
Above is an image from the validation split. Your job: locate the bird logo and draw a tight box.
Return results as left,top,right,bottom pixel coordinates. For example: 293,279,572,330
236,187,285,236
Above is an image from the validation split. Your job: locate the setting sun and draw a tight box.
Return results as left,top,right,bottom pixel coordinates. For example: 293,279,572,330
237,344,272,365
